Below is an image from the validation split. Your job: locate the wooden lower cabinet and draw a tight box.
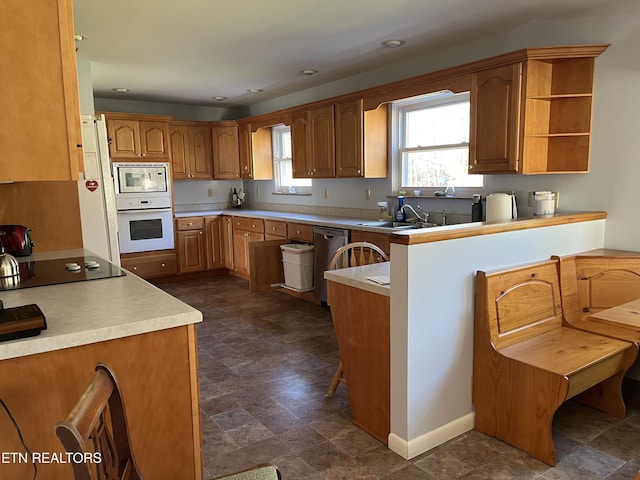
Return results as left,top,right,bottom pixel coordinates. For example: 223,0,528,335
205,216,224,270
230,217,265,278
176,216,205,273
223,216,235,270
351,230,391,257
327,281,390,444
176,216,225,273
120,250,177,278
233,228,264,277
0,325,202,480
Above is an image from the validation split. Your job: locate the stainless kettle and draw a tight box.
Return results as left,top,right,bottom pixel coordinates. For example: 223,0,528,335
0,236,20,289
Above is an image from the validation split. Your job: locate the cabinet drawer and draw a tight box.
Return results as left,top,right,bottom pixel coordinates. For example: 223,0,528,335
233,217,264,233
264,220,287,237
287,222,314,243
176,217,204,231
121,253,177,278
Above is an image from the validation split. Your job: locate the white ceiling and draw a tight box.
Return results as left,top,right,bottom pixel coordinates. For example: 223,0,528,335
73,0,614,107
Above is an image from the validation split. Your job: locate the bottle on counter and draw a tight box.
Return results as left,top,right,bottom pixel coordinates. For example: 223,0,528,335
471,194,483,222
395,195,405,221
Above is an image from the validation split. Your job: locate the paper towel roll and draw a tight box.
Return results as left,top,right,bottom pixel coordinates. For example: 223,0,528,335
486,193,513,221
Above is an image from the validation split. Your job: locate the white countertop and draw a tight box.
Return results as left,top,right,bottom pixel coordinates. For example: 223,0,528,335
324,262,390,297
0,250,202,360
174,208,394,233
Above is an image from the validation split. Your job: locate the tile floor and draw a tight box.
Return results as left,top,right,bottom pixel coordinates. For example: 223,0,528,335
160,276,640,479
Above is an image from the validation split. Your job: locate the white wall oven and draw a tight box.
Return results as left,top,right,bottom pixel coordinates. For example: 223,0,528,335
113,162,174,254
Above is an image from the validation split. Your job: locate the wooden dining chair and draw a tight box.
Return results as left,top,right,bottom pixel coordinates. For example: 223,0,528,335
326,241,388,397
56,363,281,480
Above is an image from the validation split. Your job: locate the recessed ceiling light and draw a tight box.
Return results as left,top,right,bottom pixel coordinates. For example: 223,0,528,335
212,96,227,101
74,34,87,42
299,69,318,76
381,39,406,48
247,89,263,94
111,88,130,93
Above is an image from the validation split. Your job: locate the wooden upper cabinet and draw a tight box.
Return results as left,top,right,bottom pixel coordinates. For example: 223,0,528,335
291,105,335,178
335,100,388,178
291,112,310,178
335,100,363,177
170,122,212,180
470,45,608,174
238,123,274,180
212,121,241,179
0,0,82,181
469,63,523,174
104,113,171,161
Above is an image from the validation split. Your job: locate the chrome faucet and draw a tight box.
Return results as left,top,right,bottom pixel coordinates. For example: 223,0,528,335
401,204,430,223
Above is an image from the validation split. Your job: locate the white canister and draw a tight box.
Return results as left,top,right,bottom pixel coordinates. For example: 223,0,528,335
533,192,555,216
486,193,517,222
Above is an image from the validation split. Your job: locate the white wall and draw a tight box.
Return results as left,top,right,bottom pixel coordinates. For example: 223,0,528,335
388,220,606,458
245,0,640,249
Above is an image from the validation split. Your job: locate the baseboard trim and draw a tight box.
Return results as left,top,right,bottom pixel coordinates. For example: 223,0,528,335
388,412,475,460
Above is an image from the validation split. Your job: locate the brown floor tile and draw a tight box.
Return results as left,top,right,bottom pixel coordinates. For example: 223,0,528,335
159,276,640,479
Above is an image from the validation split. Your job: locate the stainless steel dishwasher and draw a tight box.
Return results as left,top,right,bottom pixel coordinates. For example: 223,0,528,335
313,226,350,303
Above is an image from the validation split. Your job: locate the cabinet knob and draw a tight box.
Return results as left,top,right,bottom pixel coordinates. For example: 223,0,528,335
468,165,473,170
133,266,137,270
161,263,166,267
244,232,249,237
252,224,256,228
296,230,301,234
272,227,276,230
199,231,203,235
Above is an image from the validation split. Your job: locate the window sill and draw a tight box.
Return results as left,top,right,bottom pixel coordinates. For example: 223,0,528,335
272,192,312,196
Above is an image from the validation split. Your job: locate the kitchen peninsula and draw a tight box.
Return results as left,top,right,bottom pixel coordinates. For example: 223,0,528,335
0,250,203,480
324,211,612,460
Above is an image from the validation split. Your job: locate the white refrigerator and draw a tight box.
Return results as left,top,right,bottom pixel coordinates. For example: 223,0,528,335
77,114,121,266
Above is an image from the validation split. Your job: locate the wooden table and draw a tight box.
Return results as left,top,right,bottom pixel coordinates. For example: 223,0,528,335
589,299,640,332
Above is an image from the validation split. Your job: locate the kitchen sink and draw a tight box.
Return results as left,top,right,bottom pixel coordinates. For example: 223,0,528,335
357,221,438,230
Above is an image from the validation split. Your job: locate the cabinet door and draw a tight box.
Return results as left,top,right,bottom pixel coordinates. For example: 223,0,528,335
223,216,235,270
169,125,189,179
178,230,205,273
108,119,141,158
308,105,336,177
139,121,170,159
239,123,254,179
188,125,213,179
204,216,224,270
469,63,522,174
335,100,364,177
0,0,82,181
212,123,240,179
291,111,310,178
232,229,249,275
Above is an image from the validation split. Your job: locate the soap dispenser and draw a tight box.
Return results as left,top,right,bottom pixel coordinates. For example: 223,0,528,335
395,196,405,221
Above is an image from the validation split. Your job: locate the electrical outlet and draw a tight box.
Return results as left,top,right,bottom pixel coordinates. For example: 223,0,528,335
324,188,329,199
207,188,213,197
365,189,371,201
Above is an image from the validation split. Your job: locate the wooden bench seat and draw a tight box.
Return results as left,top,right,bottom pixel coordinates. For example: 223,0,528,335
555,251,640,344
474,259,638,466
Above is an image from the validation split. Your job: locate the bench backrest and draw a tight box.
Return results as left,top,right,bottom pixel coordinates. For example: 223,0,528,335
556,255,640,320
477,259,563,350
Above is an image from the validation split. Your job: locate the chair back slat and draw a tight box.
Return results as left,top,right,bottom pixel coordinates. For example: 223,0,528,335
329,241,388,271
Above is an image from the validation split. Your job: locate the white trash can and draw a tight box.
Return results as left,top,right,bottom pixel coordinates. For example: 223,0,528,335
280,244,314,291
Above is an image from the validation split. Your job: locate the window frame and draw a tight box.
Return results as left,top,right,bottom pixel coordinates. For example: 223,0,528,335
391,90,483,195
271,125,311,194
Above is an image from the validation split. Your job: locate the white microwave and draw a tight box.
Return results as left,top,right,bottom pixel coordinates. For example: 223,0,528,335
113,162,170,195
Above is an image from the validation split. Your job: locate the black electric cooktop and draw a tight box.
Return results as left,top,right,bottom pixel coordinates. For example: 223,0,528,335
1,255,126,291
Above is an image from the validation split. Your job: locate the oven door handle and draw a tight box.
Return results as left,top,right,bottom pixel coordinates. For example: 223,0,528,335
117,208,173,214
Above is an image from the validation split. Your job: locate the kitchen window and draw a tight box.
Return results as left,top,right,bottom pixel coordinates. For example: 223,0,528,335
272,125,311,194
392,91,482,192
